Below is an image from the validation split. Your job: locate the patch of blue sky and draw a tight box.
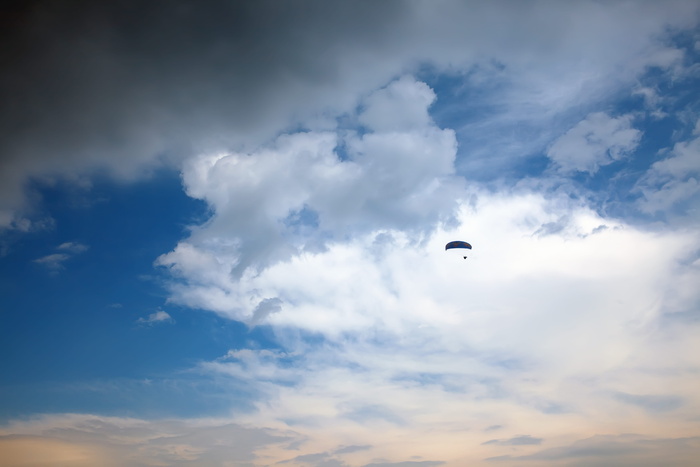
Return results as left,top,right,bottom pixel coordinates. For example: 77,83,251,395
419,33,700,204
0,372,257,420
573,73,698,222
0,170,278,419
282,204,320,233
428,35,699,228
419,65,545,178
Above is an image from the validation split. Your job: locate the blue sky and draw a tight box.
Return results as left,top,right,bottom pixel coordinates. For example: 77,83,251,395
1,1,699,466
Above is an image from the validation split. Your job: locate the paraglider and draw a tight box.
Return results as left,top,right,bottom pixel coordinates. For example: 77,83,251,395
445,241,472,259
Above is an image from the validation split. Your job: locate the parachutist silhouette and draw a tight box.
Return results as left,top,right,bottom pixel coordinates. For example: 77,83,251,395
446,241,472,260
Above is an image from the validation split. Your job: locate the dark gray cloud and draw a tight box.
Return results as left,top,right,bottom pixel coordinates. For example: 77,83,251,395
0,0,408,224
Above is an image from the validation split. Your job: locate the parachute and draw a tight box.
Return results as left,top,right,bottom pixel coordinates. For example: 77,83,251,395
445,241,472,259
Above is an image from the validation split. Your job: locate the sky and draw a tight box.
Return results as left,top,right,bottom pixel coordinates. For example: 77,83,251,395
1,1,699,466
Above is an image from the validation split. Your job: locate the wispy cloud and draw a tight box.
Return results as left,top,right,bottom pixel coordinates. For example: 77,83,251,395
136,310,174,325
485,434,700,465
33,242,88,272
483,435,543,446
32,253,71,271
613,392,684,414
57,242,89,254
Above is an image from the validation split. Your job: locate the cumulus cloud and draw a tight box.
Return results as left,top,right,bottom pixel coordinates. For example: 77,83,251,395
546,112,642,174
157,76,462,278
164,189,699,466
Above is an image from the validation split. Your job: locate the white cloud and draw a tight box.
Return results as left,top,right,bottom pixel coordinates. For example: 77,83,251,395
158,77,463,277
136,310,173,325
546,112,642,174
159,188,700,465
33,253,71,271
33,241,89,271
358,76,437,132
57,242,89,254
151,76,699,464
3,3,700,466
632,86,668,119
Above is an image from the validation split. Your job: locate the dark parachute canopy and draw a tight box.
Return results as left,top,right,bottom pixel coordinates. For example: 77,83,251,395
445,241,472,259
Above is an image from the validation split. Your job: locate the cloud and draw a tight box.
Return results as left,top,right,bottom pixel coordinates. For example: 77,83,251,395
33,253,71,271
57,242,89,254
275,444,370,466
33,242,89,271
166,189,700,465
0,414,296,467
2,1,699,227
546,112,642,174
612,392,684,414
3,413,699,466
635,120,700,218
483,435,543,446
3,3,700,466
279,451,349,466
485,434,700,466
136,310,174,325
335,445,372,455
156,76,462,278
250,297,284,326
363,462,445,467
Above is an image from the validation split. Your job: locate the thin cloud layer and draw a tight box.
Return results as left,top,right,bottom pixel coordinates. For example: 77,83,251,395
0,414,296,467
